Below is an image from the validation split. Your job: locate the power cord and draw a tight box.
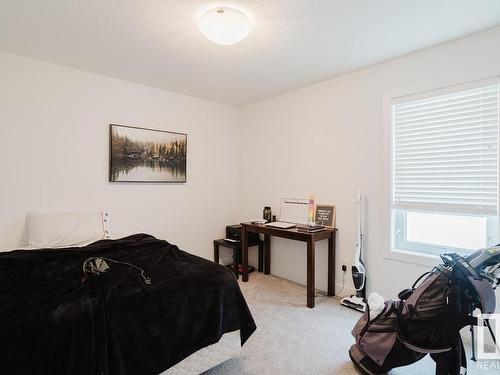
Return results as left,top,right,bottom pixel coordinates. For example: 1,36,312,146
331,268,353,300
315,266,350,299
337,267,346,295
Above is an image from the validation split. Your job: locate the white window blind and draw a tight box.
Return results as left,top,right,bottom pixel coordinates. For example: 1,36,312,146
393,83,499,216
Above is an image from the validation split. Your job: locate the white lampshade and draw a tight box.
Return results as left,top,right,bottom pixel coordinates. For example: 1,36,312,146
197,7,253,45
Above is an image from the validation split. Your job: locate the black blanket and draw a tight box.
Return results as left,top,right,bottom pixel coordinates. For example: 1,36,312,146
0,234,256,375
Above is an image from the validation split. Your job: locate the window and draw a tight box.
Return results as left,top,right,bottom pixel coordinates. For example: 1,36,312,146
392,82,500,256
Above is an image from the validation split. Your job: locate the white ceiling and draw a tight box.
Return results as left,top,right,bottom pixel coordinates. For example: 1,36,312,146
1,1,499,106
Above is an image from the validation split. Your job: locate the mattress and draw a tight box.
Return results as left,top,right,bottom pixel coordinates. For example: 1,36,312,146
163,330,241,375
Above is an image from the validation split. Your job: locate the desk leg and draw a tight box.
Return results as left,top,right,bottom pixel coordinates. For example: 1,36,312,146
234,244,240,279
258,241,263,272
242,227,249,282
307,240,315,308
264,234,271,275
328,231,336,296
213,241,219,264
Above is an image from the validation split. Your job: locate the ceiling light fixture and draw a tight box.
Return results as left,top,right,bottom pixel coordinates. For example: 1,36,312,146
197,7,253,45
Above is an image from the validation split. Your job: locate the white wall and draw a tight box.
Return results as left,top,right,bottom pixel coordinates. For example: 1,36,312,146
0,51,240,262
2,27,500,300
240,26,500,298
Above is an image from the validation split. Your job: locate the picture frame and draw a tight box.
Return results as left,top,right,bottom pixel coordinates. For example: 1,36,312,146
314,204,336,228
109,124,187,183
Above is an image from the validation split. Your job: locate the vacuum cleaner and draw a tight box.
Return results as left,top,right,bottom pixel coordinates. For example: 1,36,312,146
341,190,367,313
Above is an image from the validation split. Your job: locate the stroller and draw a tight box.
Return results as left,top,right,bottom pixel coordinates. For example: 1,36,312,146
349,246,500,375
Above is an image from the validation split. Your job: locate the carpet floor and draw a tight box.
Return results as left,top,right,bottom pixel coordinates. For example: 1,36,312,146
204,272,497,375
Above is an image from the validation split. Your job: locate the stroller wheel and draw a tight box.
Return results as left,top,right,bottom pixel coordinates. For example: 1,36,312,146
349,345,388,375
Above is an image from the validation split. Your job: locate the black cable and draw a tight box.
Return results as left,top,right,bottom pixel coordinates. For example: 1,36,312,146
82,257,151,285
315,270,347,298
337,270,346,295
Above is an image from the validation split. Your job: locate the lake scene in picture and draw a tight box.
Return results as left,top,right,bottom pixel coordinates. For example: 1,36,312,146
110,125,187,182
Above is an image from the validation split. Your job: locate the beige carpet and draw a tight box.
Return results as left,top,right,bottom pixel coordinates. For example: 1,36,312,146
204,272,497,375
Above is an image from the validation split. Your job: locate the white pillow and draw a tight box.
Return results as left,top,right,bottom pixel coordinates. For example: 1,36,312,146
27,211,111,249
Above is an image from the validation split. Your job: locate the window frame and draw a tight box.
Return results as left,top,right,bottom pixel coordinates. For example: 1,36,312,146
382,77,500,267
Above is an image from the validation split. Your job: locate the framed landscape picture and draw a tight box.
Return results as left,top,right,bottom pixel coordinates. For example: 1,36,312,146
109,124,187,183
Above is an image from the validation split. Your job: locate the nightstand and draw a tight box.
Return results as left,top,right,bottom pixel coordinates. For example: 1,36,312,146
213,238,263,279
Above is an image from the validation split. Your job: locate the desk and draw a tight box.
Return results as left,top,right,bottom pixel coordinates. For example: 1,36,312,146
240,222,337,308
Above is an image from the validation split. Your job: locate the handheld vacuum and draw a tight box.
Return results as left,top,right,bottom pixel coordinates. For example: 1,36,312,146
341,190,367,313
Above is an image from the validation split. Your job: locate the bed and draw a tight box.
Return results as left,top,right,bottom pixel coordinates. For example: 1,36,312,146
0,232,256,375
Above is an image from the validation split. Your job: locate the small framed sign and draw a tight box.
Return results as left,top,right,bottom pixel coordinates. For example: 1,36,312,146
314,204,336,228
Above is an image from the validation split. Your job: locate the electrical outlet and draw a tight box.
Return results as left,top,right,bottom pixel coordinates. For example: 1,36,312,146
342,264,347,272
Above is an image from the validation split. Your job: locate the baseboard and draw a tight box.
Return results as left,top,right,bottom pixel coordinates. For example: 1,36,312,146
250,272,357,300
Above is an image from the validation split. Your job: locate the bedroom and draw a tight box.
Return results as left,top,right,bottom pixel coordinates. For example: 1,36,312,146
1,1,500,374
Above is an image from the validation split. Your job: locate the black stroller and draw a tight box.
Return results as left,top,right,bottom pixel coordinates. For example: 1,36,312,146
349,246,500,375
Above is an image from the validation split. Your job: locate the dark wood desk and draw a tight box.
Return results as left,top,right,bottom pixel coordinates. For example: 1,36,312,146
240,222,337,308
